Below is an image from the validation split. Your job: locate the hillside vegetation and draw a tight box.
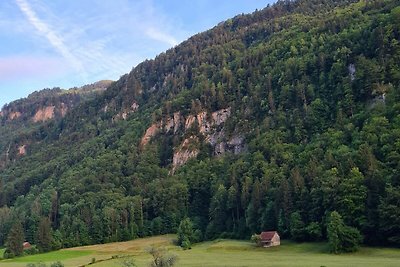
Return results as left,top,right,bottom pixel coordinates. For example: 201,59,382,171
0,80,112,168
0,0,399,254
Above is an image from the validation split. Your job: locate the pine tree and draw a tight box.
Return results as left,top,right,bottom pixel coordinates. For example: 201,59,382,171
36,217,53,252
177,218,194,249
327,211,362,254
5,222,24,258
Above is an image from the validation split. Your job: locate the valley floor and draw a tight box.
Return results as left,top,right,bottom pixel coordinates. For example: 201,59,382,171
1,235,400,267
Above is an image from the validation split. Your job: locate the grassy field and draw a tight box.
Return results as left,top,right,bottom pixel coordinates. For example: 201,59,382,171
0,235,399,267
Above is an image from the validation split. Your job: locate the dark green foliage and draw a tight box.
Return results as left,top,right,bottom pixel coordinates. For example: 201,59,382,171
5,222,24,258
0,206,12,247
378,186,400,246
36,217,54,253
290,212,306,242
327,211,362,254
0,0,399,252
304,222,322,241
177,218,195,249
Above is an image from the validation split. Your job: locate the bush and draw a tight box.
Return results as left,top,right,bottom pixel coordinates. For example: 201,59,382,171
177,218,196,248
181,238,191,250
193,229,203,243
147,246,177,267
50,262,64,267
251,234,262,247
24,247,39,255
3,248,15,259
119,257,136,267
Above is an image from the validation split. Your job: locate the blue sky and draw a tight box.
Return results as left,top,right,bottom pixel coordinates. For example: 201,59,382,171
0,0,274,107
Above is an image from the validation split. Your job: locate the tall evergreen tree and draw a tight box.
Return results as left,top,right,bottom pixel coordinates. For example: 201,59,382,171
36,217,53,253
5,222,24,258
327,211,362,254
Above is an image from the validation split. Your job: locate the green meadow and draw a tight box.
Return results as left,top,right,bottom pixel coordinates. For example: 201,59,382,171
1,235,399,267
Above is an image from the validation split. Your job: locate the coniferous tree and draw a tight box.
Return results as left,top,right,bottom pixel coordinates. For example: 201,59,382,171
327,211,362,254
36,217,53,253
378,186,400,246
5,222,24,258
177,218,195,249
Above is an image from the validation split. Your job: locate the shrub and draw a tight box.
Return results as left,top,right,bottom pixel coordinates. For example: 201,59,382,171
119,257,136,267
147,246,177,267
24,247,39,255
3,248,15,259
50,262,64,267
251,234,262,247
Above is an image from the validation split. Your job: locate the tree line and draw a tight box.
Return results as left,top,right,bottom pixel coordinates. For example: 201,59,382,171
1,0,400,258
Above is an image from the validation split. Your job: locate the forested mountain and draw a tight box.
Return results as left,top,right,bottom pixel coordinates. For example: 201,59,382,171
0,0,399,252
0,80,112,168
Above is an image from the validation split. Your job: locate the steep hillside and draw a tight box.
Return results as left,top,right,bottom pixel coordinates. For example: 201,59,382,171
0,0,399,252
0,80,112,167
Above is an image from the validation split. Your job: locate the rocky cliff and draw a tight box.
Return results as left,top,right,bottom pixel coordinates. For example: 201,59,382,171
141,107,246,170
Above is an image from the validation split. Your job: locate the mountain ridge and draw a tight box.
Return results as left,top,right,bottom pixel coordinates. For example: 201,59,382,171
0,80,112,167
0,0,399,252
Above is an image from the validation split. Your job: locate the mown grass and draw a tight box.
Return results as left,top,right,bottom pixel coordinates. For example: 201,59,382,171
0,236,399,267
0,250,93,266
9,250,92,262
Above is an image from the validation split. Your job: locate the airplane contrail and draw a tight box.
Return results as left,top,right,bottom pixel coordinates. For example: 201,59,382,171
15,0,87,77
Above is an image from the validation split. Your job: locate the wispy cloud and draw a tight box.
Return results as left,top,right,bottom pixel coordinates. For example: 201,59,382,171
13,0,182,81
0,0,187,106
15,0,87,78
145,27,178,47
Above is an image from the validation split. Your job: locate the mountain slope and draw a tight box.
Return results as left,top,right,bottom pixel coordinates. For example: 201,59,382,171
0,80,112,168
0,0,399,250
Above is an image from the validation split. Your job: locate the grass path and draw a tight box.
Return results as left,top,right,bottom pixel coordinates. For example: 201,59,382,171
1,235,400,267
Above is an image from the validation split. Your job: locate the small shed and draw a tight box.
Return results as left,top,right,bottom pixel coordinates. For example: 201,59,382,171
23,241,32,250
260,231,280,247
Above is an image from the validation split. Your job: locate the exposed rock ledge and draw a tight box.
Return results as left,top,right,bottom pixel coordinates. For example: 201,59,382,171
18,145,27,156
140,107,241,170
8,111,22,120
172,136,200,172
33,106,55,122
140,123,160,147
113,102,139,121
141,108,232,146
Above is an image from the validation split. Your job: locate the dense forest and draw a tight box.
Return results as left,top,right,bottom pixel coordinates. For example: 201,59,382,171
0,0,399,256
0,80,112,169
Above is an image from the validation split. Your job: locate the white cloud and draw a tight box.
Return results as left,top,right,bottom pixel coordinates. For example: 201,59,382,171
15,0,87,78
145,27,178,47
9,0,185,89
